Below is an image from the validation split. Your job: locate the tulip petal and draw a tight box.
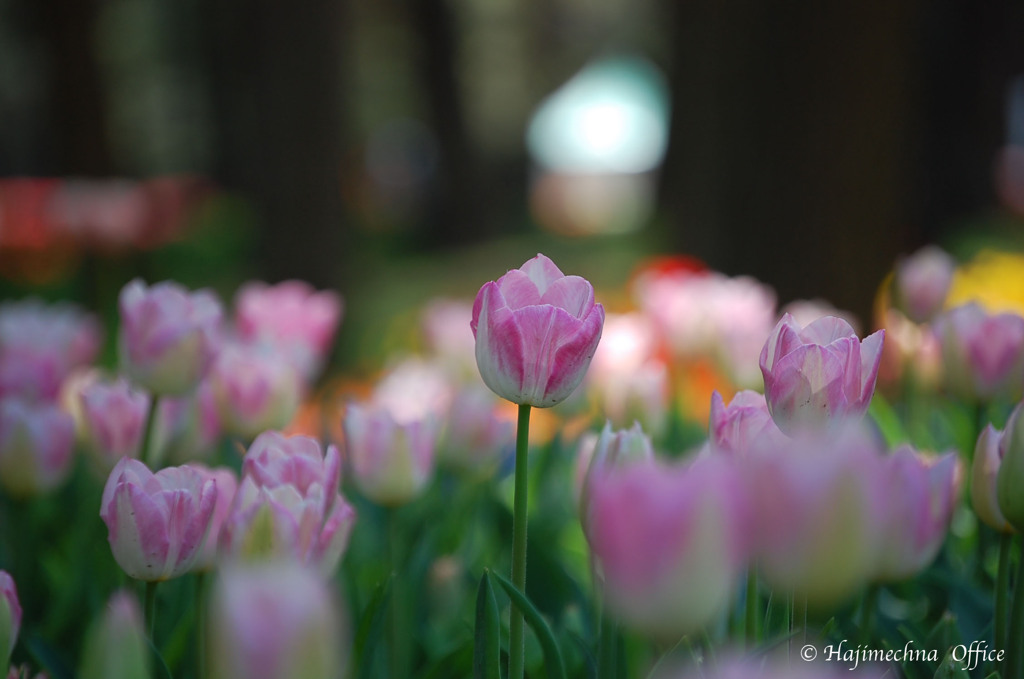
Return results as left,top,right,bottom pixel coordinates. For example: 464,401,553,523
542,305,605,406
857,329,885,406
474,283,527,403
540,276,594,319
112,483,170,580
800,315,856,345
496,270,543,310
519,254,565,295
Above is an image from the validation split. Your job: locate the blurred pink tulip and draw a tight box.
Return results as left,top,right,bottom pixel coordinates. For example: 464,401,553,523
574,421,655,513
220,432,354,574
79,378,149,471
209,343,302,439
439,386,513,476
0,571,21,664
118,279,223,396
759,314,884,434
100,458,218,581
0,299,101,402
746,424,887,607
892,246,955,324
933,303,1024,402
342,402,436,506
189,465,239,572
584,456,749,639
875,447,961,581
708,389,789,456
471,253,604,407
208,561,346,679
0,398,75,497
974,424,1014,532
234,280,342,380
420,299,478,378
155,380,222,464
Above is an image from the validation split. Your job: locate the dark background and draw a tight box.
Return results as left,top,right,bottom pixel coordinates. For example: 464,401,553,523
2,0,1023,330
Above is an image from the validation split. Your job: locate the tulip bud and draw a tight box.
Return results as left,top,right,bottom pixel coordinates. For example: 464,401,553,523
707,390,789,456
234,280,342,381
574,421,655,513
208,561,346,679
343,402,437,506
973,424,1014,533
875,447,961,581
78,590,151,679
891,245,955,324
189,465,238,572
584,456,749,640
209,343,302,439
0,572,21,671
998,403,1024,532
471,253,605,408
933,303,1024,402
79,378,149,472
0,398,75,498
100,459,218,581
759,314,884,435
118,279,223,396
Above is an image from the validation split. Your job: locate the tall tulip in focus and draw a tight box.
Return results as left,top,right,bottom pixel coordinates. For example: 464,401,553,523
759,314,884,435
471,253,604,679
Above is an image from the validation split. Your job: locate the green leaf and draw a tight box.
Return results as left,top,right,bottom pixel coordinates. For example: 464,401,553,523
490,570,567,679
473,572,501,679
354,575,393,679
868,392,908,448
933,650,969,679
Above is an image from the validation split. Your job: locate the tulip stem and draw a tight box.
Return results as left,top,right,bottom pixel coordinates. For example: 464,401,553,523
858,585,878,647
389,507,409,679
195,572,207,679
744,568,759,648
144,580,158,641
997,532,1013,657
509,404,532,679
141,394,161,468
1006,537,1024,679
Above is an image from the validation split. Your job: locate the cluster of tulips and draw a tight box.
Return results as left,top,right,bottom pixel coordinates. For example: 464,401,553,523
0,245,1022,678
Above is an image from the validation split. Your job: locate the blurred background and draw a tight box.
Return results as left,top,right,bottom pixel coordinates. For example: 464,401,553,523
2,0,1024,374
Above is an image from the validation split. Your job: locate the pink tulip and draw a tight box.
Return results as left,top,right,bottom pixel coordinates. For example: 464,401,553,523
342,402,437,506
746,424,887,607
189,465,239,571
584,456,749,639
0,299,101,402
100,458,218,581
574,421,655,511
234,280,342,380
708,389,789,456
892,245,955,324
118,279,223,396
79,378,150,471
759,314,884,434
933,303,1024,401
471,253,605,407
208,561,345,679
220,432,354,574
439,386,514,476
420,299,478,378
209,343,302,439
875,447,961,581
0,571,21,663
974,424,1014,532
998,402,1024,531
0,398,75,497
371,358,453,424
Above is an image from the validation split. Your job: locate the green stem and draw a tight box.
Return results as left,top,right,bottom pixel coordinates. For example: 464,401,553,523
1005,537,1024,679
597,607,617,679
997,532,1013,656
509,404,532,679
141,394,161,468
195,572,207,679
144,580,159,641
859,585,879,647
744,568,759,648
389,507,408,679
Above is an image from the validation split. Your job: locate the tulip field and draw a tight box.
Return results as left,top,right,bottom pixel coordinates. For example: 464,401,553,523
3,243,1024,679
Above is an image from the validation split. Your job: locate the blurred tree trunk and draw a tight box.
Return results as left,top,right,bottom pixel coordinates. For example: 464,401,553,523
33,0,112,175
408,0,482,248
657,1,918,323
205,0,350,289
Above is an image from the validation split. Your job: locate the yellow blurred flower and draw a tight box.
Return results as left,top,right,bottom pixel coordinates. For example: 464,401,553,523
946,250,1024,315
